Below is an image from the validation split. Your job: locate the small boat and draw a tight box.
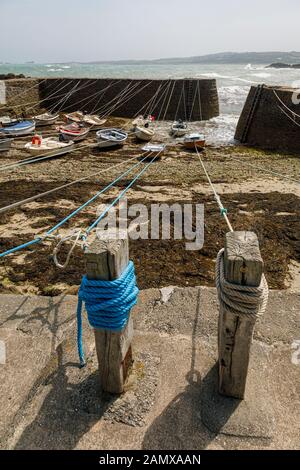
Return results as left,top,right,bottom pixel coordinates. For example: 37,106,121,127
96,128,128,149
141,143,166,155
34,112,59,127
82,114,107,129
132,115,145,129
0,138,13,152
0,120,35,137
65,112,106,130
64,111,84,124
25,135,74,156
0,116,18,125
183,133,206,150
135,125,155,142
58,123,90,142
171,120,187,137
132,114,154,130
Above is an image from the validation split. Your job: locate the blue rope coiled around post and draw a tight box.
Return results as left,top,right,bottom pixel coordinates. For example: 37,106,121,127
76,261,139,367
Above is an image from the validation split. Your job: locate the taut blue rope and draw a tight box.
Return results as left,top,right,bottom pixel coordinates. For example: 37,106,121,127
76,261,139,367
83,153,160,239
0,155,151,259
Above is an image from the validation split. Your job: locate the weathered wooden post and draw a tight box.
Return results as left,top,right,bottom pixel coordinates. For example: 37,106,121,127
84,237,134,394
217,231,267,399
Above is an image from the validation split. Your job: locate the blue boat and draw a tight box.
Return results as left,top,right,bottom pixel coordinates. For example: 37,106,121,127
0,120,36,137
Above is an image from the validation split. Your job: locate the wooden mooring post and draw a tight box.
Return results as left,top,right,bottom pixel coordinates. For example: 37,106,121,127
218,231,264,399
84,237,134,394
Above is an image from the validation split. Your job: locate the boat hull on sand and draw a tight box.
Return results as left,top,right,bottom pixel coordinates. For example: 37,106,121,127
141,143,166,155
0,120,35,137
171,121,187,137
183,133,206,150
64,111,84,124
58,123,89,142
34,113,59,127
135,126,154,142
25,138,74,156
83,115,107,129
65,112,106,129
96,128,128,149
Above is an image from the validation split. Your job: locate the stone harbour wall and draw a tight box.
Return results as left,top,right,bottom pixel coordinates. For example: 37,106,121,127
0,78,40,115
1,77,220,121
39,78,219,121
235,85,300,153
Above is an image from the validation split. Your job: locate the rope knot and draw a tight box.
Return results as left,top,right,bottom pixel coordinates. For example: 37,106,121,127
216,249,269,319
49,229,82,269
76,261,139,366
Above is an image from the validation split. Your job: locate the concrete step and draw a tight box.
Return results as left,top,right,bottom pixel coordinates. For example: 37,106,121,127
0,287,299,449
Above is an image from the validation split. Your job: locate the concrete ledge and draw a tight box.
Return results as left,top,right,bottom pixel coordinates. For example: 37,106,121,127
0,287,299,450
0,294,94,445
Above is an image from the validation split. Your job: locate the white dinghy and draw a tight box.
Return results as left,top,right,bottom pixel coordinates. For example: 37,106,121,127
132,115,153,130
171,119,187,137
141,143,166,155
132,115,145,129
135,123,155,142
25,135,74,156
96,128,128,149
64,111,106,130
64,111,84,123
34,112,59,127
82,114,107,129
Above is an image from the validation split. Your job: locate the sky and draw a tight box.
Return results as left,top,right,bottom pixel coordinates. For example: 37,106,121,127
0,0,299,63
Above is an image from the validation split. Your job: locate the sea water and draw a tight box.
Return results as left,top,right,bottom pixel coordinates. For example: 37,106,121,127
1,62,299,144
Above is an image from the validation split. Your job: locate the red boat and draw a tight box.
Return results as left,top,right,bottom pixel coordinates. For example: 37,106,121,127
183,133,206,150
58,122,90,142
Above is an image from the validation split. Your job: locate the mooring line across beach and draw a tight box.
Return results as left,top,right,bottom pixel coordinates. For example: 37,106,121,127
0,150,159,260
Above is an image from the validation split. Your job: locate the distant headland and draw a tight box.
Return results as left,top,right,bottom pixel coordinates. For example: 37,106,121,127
0,73,26,80
68,51,300,66
266,62,300,69
2,51,300,67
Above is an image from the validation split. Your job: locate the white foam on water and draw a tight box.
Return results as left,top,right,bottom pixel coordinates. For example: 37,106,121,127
183,114,239,147
219,85,249,104
200,72,259,85
251,72,272,78
218,85,250,116
202,114,239,146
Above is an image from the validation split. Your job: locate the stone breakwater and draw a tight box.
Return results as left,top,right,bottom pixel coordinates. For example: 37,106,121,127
0,77,219,121
235,85,300,153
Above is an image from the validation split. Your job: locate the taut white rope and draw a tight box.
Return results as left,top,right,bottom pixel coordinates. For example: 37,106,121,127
195,145,234,232
0,152,144,213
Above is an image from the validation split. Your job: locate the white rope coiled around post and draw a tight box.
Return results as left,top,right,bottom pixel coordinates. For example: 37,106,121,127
216,249,269,319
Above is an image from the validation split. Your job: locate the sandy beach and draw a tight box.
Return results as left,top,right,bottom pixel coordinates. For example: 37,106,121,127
0,116,299,296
